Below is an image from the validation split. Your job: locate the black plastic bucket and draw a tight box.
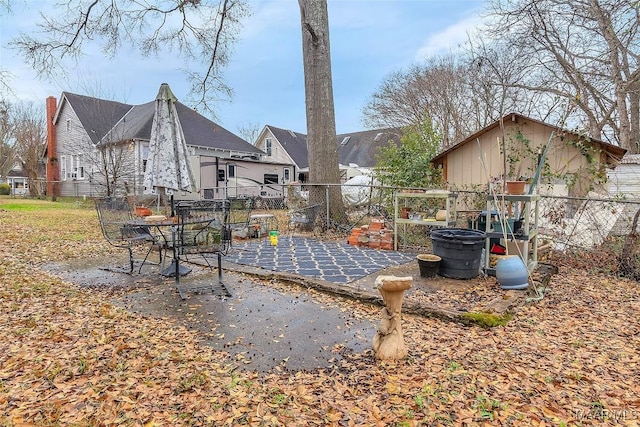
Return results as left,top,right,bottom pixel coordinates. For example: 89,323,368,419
430,228,486,279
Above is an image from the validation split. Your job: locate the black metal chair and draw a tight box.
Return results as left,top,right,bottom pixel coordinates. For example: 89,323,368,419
95,197,161,274
174,200,232,299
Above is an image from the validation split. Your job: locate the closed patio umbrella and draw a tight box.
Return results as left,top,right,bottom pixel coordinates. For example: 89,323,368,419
143,83,195,201
143,83,196,280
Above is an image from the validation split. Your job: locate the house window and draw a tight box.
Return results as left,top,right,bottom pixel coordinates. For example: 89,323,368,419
264,173,278,184
142,145,149,173
60,155,67,181
283,168,290,181
228,164,236,178
71,154,84,179
218,169,226,181
266,138,272,156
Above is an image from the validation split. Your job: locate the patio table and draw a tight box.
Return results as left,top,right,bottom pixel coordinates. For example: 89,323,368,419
127,213,225,299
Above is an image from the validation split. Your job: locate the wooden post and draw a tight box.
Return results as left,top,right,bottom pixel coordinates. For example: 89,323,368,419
373,275,412,360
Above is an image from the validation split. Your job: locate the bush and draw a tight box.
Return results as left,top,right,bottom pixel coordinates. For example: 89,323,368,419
0,183,11,195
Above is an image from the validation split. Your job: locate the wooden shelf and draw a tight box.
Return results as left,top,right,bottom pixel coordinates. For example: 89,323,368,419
484,194,539,274
393,191,458,251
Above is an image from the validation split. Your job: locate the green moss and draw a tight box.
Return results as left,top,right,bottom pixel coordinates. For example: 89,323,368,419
461,311,513,328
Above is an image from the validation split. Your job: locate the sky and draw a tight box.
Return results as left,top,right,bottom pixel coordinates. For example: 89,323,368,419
0,0,486,137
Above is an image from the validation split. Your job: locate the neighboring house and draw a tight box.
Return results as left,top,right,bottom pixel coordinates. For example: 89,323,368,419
45,88,294,199
608,154,640,198
607,154,640,235
1,161,29,196
255,125,402,182
431,113,627,197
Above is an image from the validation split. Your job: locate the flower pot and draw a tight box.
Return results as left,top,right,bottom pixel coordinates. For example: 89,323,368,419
134,206,152,217
506,181,526,195
416,254,441,278
495,255,529,290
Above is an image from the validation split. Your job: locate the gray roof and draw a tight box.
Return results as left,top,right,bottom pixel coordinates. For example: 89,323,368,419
61,92,133,145
337,128,402,167
267,125,310,168
61,90,262,155
267,125,402,169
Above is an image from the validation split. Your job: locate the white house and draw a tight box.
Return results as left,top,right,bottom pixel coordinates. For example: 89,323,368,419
254,125,402,183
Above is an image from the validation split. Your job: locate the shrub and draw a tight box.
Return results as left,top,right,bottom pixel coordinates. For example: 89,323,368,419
0,183,11,195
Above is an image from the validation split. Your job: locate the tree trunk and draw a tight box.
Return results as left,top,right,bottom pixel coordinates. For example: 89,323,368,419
298,0,344,223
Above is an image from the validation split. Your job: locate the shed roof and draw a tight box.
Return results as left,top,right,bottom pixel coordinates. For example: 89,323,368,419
431,112,627,166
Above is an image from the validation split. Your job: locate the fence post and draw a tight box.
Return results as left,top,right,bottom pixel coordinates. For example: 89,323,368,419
325,185,330,229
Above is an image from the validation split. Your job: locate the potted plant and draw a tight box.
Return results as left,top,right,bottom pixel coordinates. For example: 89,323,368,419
503,130,535,194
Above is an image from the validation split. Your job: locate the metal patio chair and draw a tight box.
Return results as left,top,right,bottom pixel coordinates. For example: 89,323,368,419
173,200,232,299
287,203,323,236
95,197,162,274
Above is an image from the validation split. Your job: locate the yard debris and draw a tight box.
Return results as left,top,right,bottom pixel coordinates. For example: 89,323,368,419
1,199,639,426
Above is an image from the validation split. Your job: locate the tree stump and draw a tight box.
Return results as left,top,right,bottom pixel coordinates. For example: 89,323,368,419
373,275,412,360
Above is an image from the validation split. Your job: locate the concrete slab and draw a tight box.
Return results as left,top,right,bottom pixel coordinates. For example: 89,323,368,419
42,256,376,373
42,237,552,372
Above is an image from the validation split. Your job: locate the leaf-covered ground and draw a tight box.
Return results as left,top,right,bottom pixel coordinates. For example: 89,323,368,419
1,199,639,426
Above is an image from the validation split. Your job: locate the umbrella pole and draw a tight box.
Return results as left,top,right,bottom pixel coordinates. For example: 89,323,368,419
171,194,181,298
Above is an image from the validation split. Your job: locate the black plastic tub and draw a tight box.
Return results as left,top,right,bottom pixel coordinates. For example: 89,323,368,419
430,228,486,279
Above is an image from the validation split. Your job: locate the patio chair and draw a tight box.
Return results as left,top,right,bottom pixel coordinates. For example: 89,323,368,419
174,200,232,299
287,203,323,236
95,197,162,274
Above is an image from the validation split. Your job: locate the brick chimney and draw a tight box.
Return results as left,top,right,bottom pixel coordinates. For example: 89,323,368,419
45,96,59,197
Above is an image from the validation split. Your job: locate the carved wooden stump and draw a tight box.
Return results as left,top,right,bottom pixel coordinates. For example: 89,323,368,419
373,275,412,360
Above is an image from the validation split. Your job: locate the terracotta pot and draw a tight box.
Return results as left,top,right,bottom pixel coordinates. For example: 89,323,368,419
505,181,526,195
134,206,152,217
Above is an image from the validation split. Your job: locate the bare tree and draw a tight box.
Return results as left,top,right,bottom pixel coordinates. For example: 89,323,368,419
12,102,46,197
362,46,549,149
236,121,262,145
8,0,249,117
0,100,16,179
484,0,640,152
93,142,136,197
362,55,477,147
298,0,344,222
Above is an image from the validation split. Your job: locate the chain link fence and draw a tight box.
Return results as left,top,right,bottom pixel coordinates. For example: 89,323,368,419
272,185,640,279
32,179,640,278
